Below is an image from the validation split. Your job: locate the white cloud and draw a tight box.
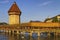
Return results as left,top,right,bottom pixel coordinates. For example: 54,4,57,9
38,1,52,7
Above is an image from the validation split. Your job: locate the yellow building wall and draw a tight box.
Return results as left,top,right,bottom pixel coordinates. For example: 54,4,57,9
9,15,20,25
46,19,52,22
57,16,60,20
57,16,60,18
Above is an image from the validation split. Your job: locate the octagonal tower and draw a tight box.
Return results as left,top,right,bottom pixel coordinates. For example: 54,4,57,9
8,2,21,25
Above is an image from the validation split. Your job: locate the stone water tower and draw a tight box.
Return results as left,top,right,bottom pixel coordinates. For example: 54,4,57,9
8,2,21,25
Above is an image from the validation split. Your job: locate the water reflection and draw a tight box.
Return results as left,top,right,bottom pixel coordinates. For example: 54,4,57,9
0,33,60,40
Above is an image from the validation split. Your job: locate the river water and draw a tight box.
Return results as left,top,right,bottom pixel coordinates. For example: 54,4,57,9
0,33,60,40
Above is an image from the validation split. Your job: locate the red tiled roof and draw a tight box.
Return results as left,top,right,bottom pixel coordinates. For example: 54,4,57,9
8,2,21,13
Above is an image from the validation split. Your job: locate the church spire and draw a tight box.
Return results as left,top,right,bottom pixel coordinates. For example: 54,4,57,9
8,2,21,13
13,1,16,4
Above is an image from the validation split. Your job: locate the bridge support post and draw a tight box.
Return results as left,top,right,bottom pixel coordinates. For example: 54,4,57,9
12,30,14,34
8,30,11,34
30,31,33,36
5,30,9,33
38,32,40,36
30,32,32,36
17,31,20,34
48,32,50,36
55,32,58,36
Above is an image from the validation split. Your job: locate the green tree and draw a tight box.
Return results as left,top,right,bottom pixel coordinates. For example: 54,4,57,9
52,17,58,22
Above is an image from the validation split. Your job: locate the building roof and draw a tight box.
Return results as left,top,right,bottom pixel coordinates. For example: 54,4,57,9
8,2,21,13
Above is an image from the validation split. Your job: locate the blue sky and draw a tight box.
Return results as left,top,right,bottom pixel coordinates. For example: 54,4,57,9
0,0,60,23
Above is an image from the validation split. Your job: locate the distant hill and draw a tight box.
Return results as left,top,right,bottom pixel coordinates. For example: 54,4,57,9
30,20,42,22
0,22,8,25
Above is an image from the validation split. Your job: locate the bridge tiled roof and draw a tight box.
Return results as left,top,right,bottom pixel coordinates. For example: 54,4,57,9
21,22,60,27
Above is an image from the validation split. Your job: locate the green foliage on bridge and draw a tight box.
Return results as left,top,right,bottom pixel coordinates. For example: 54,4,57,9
52,17,60,22
44,16,60,23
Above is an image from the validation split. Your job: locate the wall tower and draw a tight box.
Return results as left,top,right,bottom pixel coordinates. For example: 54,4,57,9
8,2,21,25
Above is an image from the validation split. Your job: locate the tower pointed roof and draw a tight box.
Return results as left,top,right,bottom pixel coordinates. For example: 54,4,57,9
8,2,21,13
